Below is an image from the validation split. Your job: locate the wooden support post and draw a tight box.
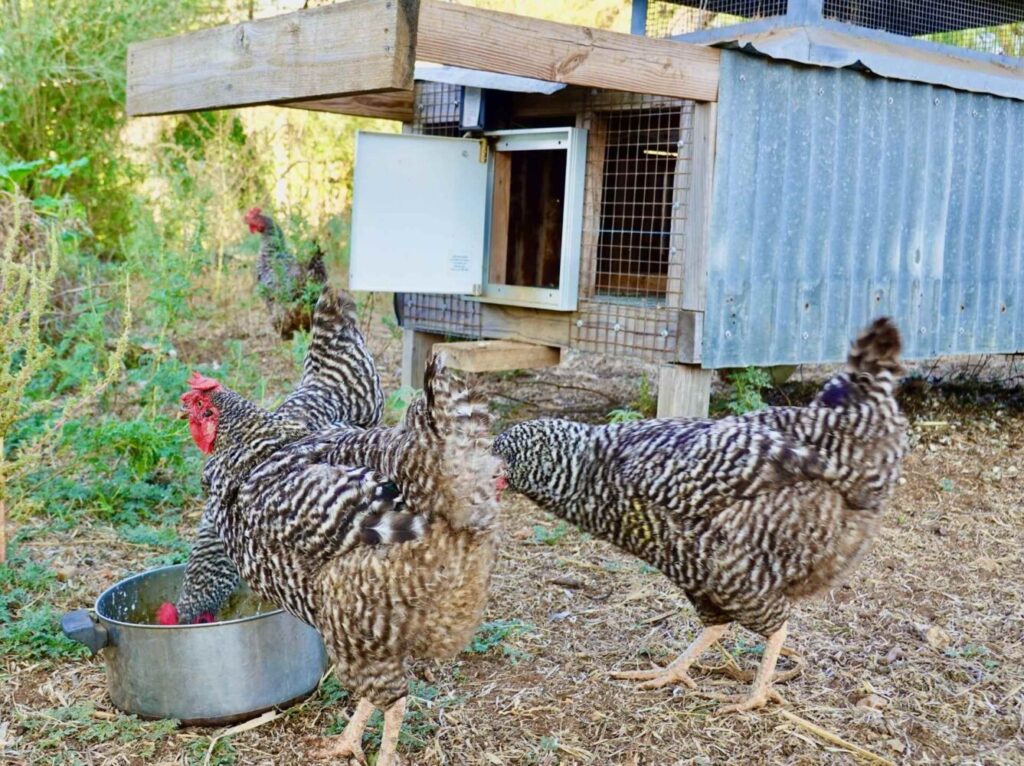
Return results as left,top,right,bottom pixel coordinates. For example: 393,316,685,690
657,364,713,418
432,340,560,373
401,329,444,390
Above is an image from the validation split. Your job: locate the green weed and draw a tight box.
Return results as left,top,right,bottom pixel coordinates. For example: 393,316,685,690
725,366,773,415
18,703,178,757
531,522,571,545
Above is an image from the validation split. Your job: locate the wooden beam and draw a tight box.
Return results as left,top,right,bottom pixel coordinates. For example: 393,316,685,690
680,102,717,312
287,91,415,121
433,340,560,373
417,1,719,101
657,364,713,418
401,328,443,389
126,0,419,116
479,304,572,347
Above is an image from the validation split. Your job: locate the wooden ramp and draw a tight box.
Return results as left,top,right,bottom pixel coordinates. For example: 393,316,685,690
432,340,560,373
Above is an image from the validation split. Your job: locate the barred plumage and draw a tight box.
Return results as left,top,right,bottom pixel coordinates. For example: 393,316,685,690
493,318,908,712
246,207,325,339
183,355,499,765
174,286,383,624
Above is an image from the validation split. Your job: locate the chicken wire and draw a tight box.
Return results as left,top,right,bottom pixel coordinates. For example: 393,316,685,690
645,0,788,38
823,0,1024,57
574,92,697,361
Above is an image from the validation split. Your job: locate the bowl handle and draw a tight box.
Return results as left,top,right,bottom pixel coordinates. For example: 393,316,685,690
61,609,109,656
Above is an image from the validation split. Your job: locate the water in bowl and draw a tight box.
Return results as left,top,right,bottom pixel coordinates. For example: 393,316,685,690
99,569,277,626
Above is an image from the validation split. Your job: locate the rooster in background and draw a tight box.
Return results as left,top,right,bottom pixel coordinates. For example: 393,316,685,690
180,355,499,765
493,318,907,713
161,287,383,625
245,207,327,339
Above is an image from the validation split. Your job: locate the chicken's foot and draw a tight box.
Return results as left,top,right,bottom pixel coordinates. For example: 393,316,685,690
697,645,806,684
611,623,729,690
704,622,789,714
375,695,408,766
308,697,374,763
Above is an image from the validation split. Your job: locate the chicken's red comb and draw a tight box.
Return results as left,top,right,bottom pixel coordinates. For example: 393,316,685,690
245,206,262,220
187,371,221,392
156,602,179,626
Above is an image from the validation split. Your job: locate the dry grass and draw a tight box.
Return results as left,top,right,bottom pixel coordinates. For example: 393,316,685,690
2,289,1022,766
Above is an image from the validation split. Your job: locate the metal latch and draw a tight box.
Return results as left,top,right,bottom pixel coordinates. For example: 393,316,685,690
478,140,489,164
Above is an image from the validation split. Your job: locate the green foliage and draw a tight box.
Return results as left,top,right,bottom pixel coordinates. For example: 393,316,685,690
0,0,230,245
531,522,571,545
187,737,236,766
384,386,420,425
607,408,643,424
18,703,178,755
0,546,86,660
725,366,773,415
466,619,534,661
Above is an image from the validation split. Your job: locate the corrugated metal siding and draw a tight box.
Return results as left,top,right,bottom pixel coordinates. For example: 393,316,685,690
703,50,1024,368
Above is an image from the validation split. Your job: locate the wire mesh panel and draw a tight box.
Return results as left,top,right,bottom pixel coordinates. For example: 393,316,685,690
411,81,462,137
572,91,702,362
646,0,787,38
823,1,1024,56
398,82,483,338
580,92,693,308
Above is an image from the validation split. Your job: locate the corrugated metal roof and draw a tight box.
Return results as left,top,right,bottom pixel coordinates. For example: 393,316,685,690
671,22,1024,102
702,51,1024,368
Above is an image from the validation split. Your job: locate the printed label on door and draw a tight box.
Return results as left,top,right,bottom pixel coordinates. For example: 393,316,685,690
449,253,470,273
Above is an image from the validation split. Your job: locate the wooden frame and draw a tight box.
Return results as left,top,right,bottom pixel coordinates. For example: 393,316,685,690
127,0,420,116
126,0,721,118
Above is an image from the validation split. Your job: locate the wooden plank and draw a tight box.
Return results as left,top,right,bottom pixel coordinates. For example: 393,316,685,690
676,309,702,364
680,102,717,312
433,340,560,373
401,328,443,389
479,304,572,347
417,1,720,101
126,0,419,116
488,151,512,285
578,108,607,299
657,363,712,418
287,91,415,121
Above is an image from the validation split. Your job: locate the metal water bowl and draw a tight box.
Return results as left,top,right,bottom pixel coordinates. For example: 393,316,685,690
62,564,328,725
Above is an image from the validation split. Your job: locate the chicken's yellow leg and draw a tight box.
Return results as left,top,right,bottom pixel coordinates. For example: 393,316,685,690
311,697,373,763
611,623,730,690
707,621,789,714
375,695,408,766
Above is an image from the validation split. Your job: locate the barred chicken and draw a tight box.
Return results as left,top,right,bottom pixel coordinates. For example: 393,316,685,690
493,318,907,713
180,355,499,764
245,206,327,339
163,287,383,625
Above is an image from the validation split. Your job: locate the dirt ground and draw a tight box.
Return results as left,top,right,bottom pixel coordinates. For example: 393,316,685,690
3,291,1022,766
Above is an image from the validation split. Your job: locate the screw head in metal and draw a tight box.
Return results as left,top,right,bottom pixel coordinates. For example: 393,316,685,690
725,330,733,339
887,96,893,105
575,319,584,328
802,331,809,340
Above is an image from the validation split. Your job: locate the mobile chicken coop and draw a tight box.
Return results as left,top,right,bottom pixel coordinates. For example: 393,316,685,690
128,0,1024,416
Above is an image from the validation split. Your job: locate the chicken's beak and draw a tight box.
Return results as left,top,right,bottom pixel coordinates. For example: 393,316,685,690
495,473,509,502
176,405,189,421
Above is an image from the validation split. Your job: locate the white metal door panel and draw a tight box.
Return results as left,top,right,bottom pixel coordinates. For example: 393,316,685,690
350,132,489,295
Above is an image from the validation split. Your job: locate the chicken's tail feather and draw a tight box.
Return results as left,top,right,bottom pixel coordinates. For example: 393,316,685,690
410,353,499,530
847,317,903,377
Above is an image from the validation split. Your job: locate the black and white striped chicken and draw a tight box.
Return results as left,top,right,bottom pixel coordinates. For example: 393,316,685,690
245,207,327,339
493,318,907,713
179,355,499,765
164,287,383,626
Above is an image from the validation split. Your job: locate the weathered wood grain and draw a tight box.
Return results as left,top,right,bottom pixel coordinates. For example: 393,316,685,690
127,0,419,116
